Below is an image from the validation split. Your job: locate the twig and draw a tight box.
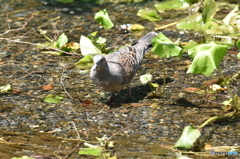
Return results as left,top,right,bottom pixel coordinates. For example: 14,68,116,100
62,121,82,159
106,122,135,142
0,10,33,37
63,142,81,159
0,37,80,56
0,7,80,56
52,23,60,42
71,121,81,140
162,58,166,93
2,5,11,30
60,65,74,99
0,70,38,91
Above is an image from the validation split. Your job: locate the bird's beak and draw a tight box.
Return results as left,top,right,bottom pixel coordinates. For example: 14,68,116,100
92,64,98,71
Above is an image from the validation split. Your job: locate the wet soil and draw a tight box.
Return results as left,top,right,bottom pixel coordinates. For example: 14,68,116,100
0,0,240,159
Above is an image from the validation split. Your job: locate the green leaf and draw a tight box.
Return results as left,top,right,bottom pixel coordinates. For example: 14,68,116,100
44,94,64,104
237,53,240,59
75,55,94,70
78,148,102,156
80,35,102,56
155,0,190,12
152,32,182,58
0,84,12,93
55,0,74,3
11,156,34,159
96,37,106,44
222,98,232,106
176,13,203,30
56,33,68,48
137,8,162,22
41,51,63,56
182,40,199,53
187,41,228,76
202,0,218,23
149,82,159,88
130,24,145,31
95,9,114,29
173,126,201,150
90,31,98,37
236,39,240,49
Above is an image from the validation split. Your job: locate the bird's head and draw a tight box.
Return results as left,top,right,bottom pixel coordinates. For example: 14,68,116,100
92,54,107,71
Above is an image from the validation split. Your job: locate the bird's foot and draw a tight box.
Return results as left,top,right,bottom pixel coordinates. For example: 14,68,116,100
109,93,115,102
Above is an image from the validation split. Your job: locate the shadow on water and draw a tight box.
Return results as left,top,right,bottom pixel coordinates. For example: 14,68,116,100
99,77,174,108
174,98,200,108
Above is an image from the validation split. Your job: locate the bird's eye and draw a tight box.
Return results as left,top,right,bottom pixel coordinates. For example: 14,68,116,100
100,59,104,62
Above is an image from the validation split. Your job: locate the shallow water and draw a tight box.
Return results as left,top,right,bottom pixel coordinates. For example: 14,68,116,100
0,0,239,158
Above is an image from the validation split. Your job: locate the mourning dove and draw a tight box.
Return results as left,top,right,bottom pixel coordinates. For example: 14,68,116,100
90,32,158,100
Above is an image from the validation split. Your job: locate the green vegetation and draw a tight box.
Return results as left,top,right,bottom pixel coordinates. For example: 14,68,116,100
44,94,65,104
78,135,116,158
95,9,114,29
186,41,228,76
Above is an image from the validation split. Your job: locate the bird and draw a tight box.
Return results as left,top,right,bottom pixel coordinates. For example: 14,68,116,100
90,32,158,100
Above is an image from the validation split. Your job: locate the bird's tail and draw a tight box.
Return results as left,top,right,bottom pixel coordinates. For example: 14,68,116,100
133,32,158,58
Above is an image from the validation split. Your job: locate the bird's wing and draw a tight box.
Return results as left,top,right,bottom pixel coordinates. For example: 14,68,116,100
106,46,140,84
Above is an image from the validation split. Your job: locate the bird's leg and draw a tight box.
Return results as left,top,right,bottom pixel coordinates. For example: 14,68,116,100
127,85,132,99
110,93,115,101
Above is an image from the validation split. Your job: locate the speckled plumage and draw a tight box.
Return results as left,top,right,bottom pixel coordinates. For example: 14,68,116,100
90,32,158,95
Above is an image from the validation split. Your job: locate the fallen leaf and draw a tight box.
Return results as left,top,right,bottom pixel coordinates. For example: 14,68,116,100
122,103,151,108
81,100,93,107
183,87,201,92
0,62,6,65
209,84,227,91
13,90,24,94
204,144,212,150
42,84,54,90
203,78,223,87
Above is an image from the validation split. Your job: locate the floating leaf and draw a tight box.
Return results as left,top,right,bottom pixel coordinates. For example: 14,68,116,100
0,84,12,93
176,13,203,30
152,32,182,58
173,126,201,150
40,51,63,56
75,55,93,70
137,8,162,21
56,33,68,48
130,24,145,31
80,35,102,56
78,148,102,156
44,94,64,104
155,0,190,12
222,98,232,106
187,41,228,76
62,42,80,52
95,9,114,29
